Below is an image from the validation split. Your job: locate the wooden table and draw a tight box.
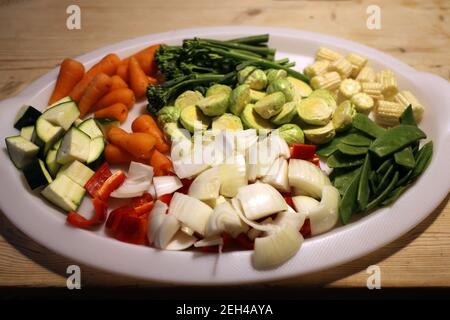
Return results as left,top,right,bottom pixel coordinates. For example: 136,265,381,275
0,0,449,289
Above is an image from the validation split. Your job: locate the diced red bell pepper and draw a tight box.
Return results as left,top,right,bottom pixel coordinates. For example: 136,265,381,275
96,170,126,201
67,198,108,228
105,205,148,245
105,205,134,234
158,193,173,206
283,195,294,208
84,162,112,198
131,192,154,216
178,179,193,194
235,233,254,250
300,218,311,238
290,144,317,160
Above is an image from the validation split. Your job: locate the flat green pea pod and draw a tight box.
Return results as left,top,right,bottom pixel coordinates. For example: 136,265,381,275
316,135,344,157
297,96,333,126
369,125,427,157
271,101,298,125
254,92,285,119
240,104,274,131
339,168,361,224
249,89,266,103
357,154,371,210
276,124,304,145
336,143,368,156
352,113,386,138
410,141,433,181
366,171,399,210
157,106,181,126
212,113,243,131
303,122,336,145
332,100,356,132
206,84,232,97
266,69,287,83
287,76,313,100
196,94,229,116
266,78,295,102
309,89,337,111
238,66,268,90
326,151,365,168
229,84,251,116
394,146,415,169
174,90,204,109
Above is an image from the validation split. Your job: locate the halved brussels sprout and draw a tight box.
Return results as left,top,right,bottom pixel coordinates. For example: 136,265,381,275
180,105,211,133
229,84,251,116
254,92,286,119
157,106,181,126
271,101,298,125
238,66,268,91
249,89,266,103
303,122,336,145
164,122,191,142
175,90,204,110
266,69,288,84
196,94,229,116
206,84,232,97
297,96,333,125
332,100,356,132
286,76,312,100
309,89,337,111
277,124,305,145
241,104,274,131
212,113,243,131
266,78,295,102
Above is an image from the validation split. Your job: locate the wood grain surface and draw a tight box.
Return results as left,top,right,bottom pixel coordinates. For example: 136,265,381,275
0,0,449,288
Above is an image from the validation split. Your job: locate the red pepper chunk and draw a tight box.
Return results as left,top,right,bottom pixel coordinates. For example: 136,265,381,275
290,144,317,160
283,195,294,208
158,193,173,206
235,233,254,250
96,170,126,201
84,162,112,198
300,218,311,238
131,192,154,216
67,198,108,228
105,205,133,234
114,214,148,245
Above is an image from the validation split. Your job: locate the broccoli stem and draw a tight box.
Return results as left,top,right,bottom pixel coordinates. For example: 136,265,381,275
198,38,275,56
228,34,269,45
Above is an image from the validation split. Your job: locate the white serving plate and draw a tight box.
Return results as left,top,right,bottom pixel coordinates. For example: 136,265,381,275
0,26,449,285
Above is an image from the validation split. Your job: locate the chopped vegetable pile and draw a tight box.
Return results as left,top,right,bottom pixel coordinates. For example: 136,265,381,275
4,34,432,270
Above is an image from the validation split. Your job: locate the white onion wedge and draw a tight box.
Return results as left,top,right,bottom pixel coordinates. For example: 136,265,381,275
231,198,277,233
180,225,195,236
110,180,151,198
261,157,289,193
147,200,168,245
219,153,247,197
273,209,306,231
153,175,183,198
247,217,273,240
165,231,197,251
154,214,180,249
288,159,331,199
205,201,248,238
235,129,258,153
194,236,224,248
308,185,340,236
188,167,221,201
292,196,320,216
172,159,210,179
128,162,154,180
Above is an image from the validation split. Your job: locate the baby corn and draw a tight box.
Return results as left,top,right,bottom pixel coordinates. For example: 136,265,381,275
376,69,398,98
356,66,376,83
393,90,425,122
304,60,329,78
374,100,406,126
316,47,342,62
351,92,374,114
361,82,384,100
346,53,368,78
310,71,341,91
328,58,353,79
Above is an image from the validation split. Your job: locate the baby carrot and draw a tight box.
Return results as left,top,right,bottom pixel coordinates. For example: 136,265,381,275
107,126,129,149
105,143,134,165
150,149,173,176
70,53,121,102
147,76,158,86
94,103,128,123
78,73,112,117
128,57,148,99
125,132,156,160
116,61,129,83
131,114,169,153
110,75,128,91
49,58,85,105
93,88,135,111
132,44,160,76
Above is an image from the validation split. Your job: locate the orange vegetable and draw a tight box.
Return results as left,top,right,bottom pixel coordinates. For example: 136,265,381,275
49,58,85,105
93,88,135,111
70,53,121,102
116,61,129,83
105,143,134,165
150,149,173,176
132,44,160,76
147,76,158,86
131,114,169,153
94,103,128,123
110,75,128,91
107,127,155,160
128,57,148,99
78,73,112,117
107,127,129,148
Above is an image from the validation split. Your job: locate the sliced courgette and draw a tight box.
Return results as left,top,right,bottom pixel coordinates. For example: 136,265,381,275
87,136,105,164
56,127,91,165
95,118,119,136
14,105,41,130
5,136,40,169
41,174,86,212
41,101,80,130
57,160,94,187
46,96,73,109
23,159,53,190
20,126,35,141
45,149,61,177
35,117,64,155
78,118,103,139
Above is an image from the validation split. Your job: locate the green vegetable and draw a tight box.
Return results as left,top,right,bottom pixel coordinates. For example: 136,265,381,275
180,105,211,133
196,94,229,116
297,97,333,126
357,154,371,210
381,185,408,206
336,143,369,156
206,84,232,97
396,170,412,187
212,113,243,131
276,124,304,145
240,104,274,130
266,69,287,83
163,123,191,142
333,167,360,195
376,158,392,175
229,84,251,115
366,171,399,210
399,105,416,126
287,76,313,100
352,113,386,138
156,106,181,126
327,151,365,168
238,66,268,90
339,169,361,224
410,141,433,181
303,122,336,145
332,100,356,132
375,165,394,195
254,92,285,119
249,89,266,103
271,101,298,125
174,90,204,110
340,133,373,147
266,78,295,102
369,125,426,157
394,147,415,168
316,135,343,157
309,89,336,110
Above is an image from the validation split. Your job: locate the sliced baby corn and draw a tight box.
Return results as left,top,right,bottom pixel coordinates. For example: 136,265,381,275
310,71,341,91
393,90,425,122
376,69,398,98
374,100,406,127
339,79,361,99
316,47,343,62
328,58,352,79
346,53,368,78
351,92,374,114
304,60,329,78
355,66,376,83
361,82,384,100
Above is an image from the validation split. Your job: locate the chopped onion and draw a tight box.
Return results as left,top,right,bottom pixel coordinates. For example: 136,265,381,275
153,175,183,198
168,192,213,235
268,133,290,159
194,236,224,248
273,209,306,231
236,183,288,220
147,200,168,245
110,179,151,198
172,159,210,179
261,157,289,193
154,214,180,249
253,226,303,269
165,230,197,251
148,183,156,199
205,201,248,238
171,138,192,162
231,198,277,233
292,196,320,216
219,153,247,197
128,162,153,180
288,159,331,199
180,225,195,236
308,185,340,235
247,217,273,240
203,195,227,209
235,129,258,153
188,167,221,200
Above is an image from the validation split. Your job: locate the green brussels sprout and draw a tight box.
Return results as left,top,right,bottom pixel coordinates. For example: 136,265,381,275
156,106,181,126
297,96,333,125
332,100,356,132
229,84,251,116
271,101,298,125
174,90,204,110
286,76,313,101
240,104,274,131
206,84,232,97
212,113,243,131
309,89,337,111
276,124,305,145
196,94,229,116
266,78,295,102
249,89,266,103
303,122,336,145
180,105,211,133
254,92,286,119
266,69,287,83
238,66,268,90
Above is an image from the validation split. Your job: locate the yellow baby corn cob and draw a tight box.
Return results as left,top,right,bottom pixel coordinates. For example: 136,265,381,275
346,53,368,78
374,100,406,126
316,47,343,62
361,82,384,100
310,71,341,91
339,79,361,99
304,60,330,78
376,69,398,98
328,58,353,79
355,66,376,83
393,90,425,122
351,92,374,114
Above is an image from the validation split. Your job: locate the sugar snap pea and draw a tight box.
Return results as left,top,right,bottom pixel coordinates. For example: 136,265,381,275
375,164,394,195
399,105,416,126
394,146,415,169
366,171,399,210
376,158,393,175
340,133,373,147
369,171,378,194
333,167,361,195
327,152,365,168
353,113,386,138
410,141,433,180
337,143,369,156
316,136,343,157
397,169,412,187
357,154,371,210
339,169,361,224
381,185,408,206
370,125,426,157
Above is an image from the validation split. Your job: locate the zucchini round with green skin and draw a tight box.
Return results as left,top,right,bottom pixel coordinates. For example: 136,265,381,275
87,136,105,164
41,101,80,131
35,117,64,155
95,118,120,136
20,126,35,141
57,160,94,186
56,127,91,165
5,135,40,169
23,159,53,190
14,105,41,130
45,149,60,177
78,118,103,139
46,96,73,110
